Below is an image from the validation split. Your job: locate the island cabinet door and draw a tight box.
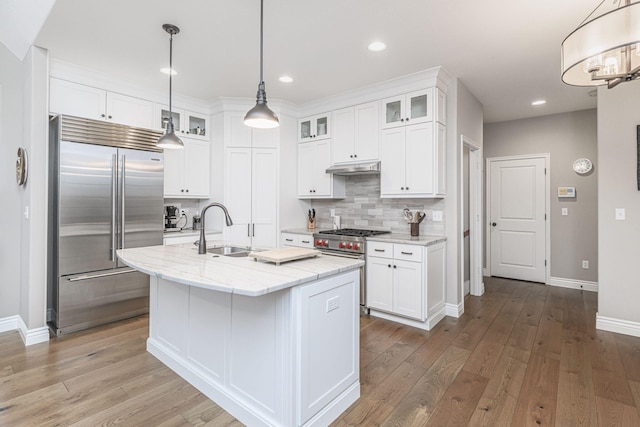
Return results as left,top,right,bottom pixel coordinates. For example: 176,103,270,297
295,270,360,426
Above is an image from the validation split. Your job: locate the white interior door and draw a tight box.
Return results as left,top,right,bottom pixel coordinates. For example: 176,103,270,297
489,156,546,283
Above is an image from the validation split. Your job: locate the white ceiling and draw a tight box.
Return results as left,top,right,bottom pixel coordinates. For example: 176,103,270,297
34,0,607,123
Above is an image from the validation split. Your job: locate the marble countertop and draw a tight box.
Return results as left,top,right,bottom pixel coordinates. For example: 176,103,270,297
366,233,447,246
117,242,363,297
280,228,316,235
164,228,222,236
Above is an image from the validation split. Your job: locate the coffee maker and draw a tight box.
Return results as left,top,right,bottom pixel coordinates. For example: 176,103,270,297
164,205,180,229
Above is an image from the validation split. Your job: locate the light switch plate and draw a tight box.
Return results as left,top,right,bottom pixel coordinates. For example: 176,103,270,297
562,208,568,216
615,208,626,220
432,210,443,221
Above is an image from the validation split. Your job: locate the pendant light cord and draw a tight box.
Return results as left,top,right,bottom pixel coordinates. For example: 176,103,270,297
169,31,174,121
259,0,264,85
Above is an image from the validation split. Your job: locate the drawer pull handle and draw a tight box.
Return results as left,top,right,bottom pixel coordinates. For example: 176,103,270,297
285,238,294,242
301,240,310,244
401,251,413,255
374,249,386,252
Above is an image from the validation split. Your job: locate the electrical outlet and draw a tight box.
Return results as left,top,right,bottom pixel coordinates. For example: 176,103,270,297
432,210,443,222
615,208,626,220
582,260,589,269
562,208,568,216
180,208,187,216
330,208,335,217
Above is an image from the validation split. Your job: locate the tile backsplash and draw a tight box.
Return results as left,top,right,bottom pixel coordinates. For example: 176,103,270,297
310,175,446,235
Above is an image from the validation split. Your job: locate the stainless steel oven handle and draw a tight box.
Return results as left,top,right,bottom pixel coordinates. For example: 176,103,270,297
318,251,364,260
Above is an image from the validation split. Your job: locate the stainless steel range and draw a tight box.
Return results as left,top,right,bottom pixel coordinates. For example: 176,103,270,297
313,228,390,312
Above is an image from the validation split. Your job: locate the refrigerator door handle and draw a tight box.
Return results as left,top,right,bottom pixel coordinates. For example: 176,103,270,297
68,268,137,282
120,154,126,249
111,154,118,261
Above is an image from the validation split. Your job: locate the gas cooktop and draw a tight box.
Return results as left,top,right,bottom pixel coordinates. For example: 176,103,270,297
317,228,390,237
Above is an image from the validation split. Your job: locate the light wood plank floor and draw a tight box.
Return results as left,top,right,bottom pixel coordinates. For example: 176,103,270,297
1,276,639,426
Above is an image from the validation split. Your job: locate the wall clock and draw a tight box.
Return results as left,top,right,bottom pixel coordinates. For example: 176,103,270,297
573,158,592,175
16,147,28,186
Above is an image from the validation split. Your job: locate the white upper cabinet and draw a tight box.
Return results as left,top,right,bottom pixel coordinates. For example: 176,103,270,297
380,121,445,198
297,140,345,199
380,88,434,130
298,113,331,142
332,101,379,164
225,112,278,148
50,78,154,129
163,139,210,198
156,105,209,141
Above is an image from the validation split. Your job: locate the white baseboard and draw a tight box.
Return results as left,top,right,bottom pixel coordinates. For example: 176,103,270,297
0,315,20,334
596,314,640,338
17,317,50,346
548,276,598,292
445,302,464,318
0,315,50,345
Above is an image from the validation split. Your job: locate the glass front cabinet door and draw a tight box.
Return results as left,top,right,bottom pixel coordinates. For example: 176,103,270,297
298,113,331,142
381,89,433,129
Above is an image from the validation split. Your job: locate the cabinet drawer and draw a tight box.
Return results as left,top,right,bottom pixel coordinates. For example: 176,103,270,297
366,241,393,259
394,244,423,262
281,232,314,248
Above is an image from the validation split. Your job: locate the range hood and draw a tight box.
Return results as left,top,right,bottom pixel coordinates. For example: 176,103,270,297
325,161,381,176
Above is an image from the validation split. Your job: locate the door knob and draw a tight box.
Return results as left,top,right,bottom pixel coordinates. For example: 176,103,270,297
492,222,497,227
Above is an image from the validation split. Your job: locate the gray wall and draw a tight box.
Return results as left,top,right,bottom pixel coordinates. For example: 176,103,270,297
0,43,25,319
597,82,640,326
484,109,598,283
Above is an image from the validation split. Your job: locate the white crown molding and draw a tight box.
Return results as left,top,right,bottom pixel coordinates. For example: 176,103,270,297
296,66,451,118
596,314,640,338
548,276,598,292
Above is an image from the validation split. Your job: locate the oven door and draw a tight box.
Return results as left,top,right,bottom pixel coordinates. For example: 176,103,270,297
318,250,367,311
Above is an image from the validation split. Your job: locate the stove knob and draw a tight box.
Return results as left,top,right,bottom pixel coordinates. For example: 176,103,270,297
353,243,360,251
338,242,345,249
322,240,328,246
314,239,321,246
346,243,353,249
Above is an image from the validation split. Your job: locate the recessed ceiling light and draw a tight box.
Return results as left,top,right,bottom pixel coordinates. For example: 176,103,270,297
160,68,177,76
279,75,293,83
531,99,546,106
368,41,387,52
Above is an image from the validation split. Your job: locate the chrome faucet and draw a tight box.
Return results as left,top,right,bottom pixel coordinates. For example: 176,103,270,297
198,202,234,254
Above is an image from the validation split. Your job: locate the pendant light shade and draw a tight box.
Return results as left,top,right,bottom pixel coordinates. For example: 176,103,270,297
244,0,279,129
157,24,184,149
562,0,640,89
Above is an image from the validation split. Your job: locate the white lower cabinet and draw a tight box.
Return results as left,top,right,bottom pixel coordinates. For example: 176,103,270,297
366,240,446,329
164,138,210,198
281,232,314,248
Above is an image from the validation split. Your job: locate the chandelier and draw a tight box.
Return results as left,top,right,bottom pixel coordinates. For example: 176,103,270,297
562,0,640,88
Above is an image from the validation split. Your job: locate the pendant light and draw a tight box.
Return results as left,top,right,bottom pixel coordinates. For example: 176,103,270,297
157,24,184,149
562,0,640,89
244,0,280,129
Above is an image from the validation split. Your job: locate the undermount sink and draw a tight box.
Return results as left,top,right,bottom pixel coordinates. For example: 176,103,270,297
206,245,250,257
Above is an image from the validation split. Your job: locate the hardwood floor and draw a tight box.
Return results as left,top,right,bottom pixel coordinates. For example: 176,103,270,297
1,276,639,426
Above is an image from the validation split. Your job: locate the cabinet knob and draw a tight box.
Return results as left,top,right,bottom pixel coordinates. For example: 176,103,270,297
350,155,353,158
406,117,410,122
400,118,404,122
406,187,409,190
181,189,184,192
354,154,357,158
185,189,189,192
388,264,391,268
492,222,497,227
401,187,404,190
101,114,106,118
393,265,397,268
108,115,112,119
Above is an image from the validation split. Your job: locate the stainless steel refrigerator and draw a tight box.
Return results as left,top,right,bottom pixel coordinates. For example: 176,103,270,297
48,115,164,335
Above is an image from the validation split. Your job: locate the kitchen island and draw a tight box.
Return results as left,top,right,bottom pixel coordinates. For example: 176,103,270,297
117,243,363,427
